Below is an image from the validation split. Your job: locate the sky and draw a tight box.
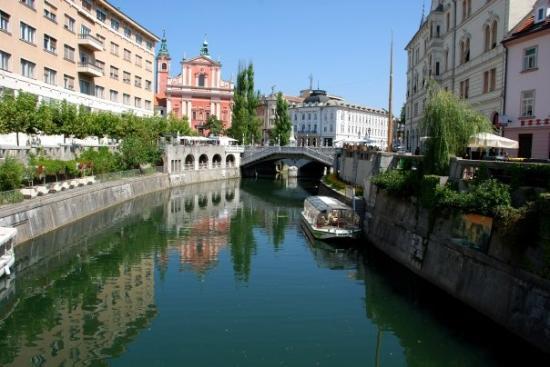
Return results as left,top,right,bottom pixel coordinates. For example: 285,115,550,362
110,0,426,112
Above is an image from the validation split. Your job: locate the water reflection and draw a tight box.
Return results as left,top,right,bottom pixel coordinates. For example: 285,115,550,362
0,178,546,366
163,181,240,277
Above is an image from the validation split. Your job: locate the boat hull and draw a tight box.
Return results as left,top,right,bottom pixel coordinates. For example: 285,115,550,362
301,212,361,240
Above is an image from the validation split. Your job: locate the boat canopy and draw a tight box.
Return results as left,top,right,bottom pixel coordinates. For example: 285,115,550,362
305,196,350,212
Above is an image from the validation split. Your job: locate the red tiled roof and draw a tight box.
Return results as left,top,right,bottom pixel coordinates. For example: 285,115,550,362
505,13,550,43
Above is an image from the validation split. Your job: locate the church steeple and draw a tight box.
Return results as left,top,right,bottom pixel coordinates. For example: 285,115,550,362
200,35,209,56
157,30,170,58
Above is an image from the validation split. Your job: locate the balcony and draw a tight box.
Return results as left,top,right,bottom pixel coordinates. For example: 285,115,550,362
78,34,104,52
78,61,103,77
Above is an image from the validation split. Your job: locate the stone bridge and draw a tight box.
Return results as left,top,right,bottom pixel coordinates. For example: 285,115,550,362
241,146,336,167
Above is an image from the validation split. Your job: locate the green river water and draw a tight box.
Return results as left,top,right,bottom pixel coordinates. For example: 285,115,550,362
0,178,547,366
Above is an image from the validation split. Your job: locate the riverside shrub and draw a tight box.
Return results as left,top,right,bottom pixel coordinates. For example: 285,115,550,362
0,157,24,190
372,170,512,217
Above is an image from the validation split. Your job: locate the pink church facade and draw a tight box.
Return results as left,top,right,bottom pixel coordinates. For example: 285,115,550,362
155,35,233,134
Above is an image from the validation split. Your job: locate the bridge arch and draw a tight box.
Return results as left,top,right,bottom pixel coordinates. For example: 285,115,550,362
198,154,208,169
226,154,235,167
184,154,195,170
212,154,222,168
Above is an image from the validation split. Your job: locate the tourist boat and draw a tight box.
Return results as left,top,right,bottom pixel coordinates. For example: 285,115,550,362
0,227,17,278
301,196,361,240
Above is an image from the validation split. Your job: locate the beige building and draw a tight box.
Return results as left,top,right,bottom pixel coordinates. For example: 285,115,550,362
0,0,158,116
404,0,537,151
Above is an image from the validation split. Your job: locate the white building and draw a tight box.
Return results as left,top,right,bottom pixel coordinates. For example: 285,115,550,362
289,90,389,148
404,0,537,151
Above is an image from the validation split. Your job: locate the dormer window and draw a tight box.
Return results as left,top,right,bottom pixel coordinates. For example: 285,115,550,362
535,7,545,23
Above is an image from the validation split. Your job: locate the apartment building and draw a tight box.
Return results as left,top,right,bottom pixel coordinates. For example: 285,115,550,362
503,0,550,159
0,0,158,116
289,90,389,148
404,0,537,151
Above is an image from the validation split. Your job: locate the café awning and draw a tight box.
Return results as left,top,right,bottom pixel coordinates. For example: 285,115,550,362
468,132,519,149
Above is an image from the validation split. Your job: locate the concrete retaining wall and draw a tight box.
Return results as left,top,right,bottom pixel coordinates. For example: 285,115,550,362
0,167,241,245
364,190,550,353
0,174,171,245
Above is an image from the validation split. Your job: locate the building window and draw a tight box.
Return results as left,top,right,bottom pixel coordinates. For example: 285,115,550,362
491,21,498,49
95,85,104,99
124,27,131,38
135,34,143,45
110,90,118,102
80,25,91,36
460,38,470,64
484,24,491,52
95,59,104,73
145,80,152,91
43,67,56,85
536,7,545,23
79,79,92,95
145,60,152,71
96,8,106,23
43,35,57,54
523,47,538,71
462,0,471,21
123,49,131,61
1,11,10,32
520,90,535,117
145,100,151,110
20,0,35,9
134,76,142,88
110,66,118,80
483,68,496,93
134,97,141,108
20,22,35,44
146,41,153,51
111,18,119,31
64,15,75,32
135,55,142,67
63,45,75,61
161,63,167,70
21,59,35,78
44,4,57,23
110,42,119,56
0,51,10,71
64,75,74,90
82,0,92,11
459,79,469,99
198,74,206,87
123,93,130,105
123,71,131,84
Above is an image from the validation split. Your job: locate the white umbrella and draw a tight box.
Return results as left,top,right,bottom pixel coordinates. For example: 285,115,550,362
468,132,519,149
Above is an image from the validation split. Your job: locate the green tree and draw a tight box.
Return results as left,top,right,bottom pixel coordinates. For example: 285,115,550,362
5,92,38,146
205,115,223,136
35,102,55,135
228,62,262,144
0,91,17,134
271,92,291,145
421,83,492,174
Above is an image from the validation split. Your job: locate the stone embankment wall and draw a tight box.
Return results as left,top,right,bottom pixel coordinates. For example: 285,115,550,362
364,189,550,353
0,167,241,245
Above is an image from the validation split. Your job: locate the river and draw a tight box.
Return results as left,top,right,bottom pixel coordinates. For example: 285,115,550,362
0,178,547,366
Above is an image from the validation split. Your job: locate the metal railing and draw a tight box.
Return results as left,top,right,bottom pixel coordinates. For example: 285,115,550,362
78,61,104,74
78,33,104,47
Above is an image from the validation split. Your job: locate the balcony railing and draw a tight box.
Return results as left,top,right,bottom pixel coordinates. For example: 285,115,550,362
78,33,104,51
78,61,104,77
